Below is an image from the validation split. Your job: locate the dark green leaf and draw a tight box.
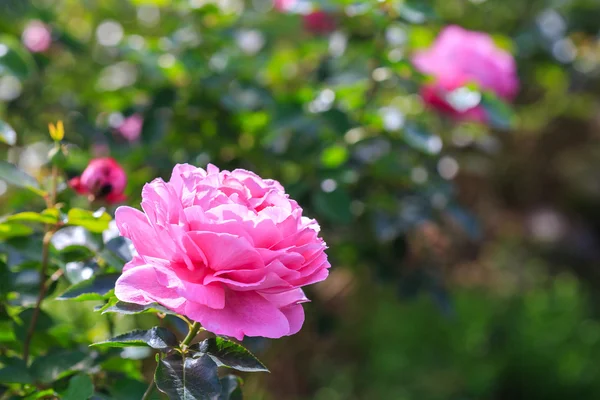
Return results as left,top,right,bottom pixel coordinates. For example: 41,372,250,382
91,327,178,351
101,300,176,316
0,160,42,193
63,374,94,400
192,337,268,373
155,353,221,400
218,375,243,400
0,35,36,80
30,349,87,384
57,273,119,301
67,208,112,233
0,357,33,384
13,309,53,343
0,120,16,145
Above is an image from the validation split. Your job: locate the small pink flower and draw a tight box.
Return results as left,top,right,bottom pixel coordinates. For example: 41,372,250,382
70,158,127,203
116,114,144,142
114,164,330,340
303,10,336,35
22,20,52,53
412,25,519,121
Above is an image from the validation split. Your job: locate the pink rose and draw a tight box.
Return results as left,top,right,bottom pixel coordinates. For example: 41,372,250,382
303,10,336,35
116,114,144,142
412,25,519,121
273,0,296,12
69,158,127,203
22,20,52,53
114,164,330,340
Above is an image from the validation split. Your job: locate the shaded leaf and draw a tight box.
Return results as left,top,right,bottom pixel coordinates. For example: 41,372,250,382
63,374,94,400
0,35,36,80
155,353,221,400
481,92,515,130
312,188,353,224
67,208,112,233
57,273,119,301
218,375,243,400
0,160,42,193
91,327,178,351
30,349,87,384
0,357,33,384
192,337,268,373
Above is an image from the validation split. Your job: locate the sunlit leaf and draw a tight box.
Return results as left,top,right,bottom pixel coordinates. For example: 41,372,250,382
191,337,268,373
91,327,178,351
67,208,112,233
57,273,119,301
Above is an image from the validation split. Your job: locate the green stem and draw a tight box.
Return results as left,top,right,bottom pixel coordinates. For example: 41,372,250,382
180,321,202,350
141,376,155,400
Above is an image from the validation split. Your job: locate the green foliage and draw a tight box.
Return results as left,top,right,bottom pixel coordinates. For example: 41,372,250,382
155,353,221,400
191,337,269,373
57,274,119,301
62,374,94,400
91,327,179,351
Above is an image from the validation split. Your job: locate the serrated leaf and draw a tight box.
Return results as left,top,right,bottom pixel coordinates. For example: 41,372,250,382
63,374,94,400
30,350,87,384
218,375,243,400
0,120,16,145
101,301,176,316
57,273,119,301
0,160,42,194
0,357,33,384
67,208,112,233
91,327,178,351
155,353,221,400
191,337,268,373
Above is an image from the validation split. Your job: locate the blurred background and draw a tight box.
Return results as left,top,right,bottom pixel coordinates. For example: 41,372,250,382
3,0,600,399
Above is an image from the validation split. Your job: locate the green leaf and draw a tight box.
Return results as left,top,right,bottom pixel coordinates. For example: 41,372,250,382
218,375,243,400
3,209,60,225
67,208,112,233
91,327,178,351
13,309,53,344
321,145,348,168
0,222,33,239
24,389,56,399
155,353,221,400
30,350,87,384
63,373,94,400
0,160,42,193
0,357,33,384
0,120,16,145
101,300,176,316
191,337,268,373
57,273,119,301
0,35,36,80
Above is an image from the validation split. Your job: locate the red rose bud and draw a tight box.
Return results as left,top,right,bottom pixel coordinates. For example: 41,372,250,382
70,157,127,203
303,10,336,35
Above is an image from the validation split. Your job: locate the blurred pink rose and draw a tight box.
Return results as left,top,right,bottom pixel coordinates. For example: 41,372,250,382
22,20,52,53
303,10,336,35
273,0,296,12
69,158,127,203
412,25,519,121
114,164,330,340
116,114,144,142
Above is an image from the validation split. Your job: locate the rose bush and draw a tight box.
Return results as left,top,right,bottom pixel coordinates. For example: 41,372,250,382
114,163,330,340
412,25,519,121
